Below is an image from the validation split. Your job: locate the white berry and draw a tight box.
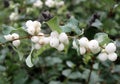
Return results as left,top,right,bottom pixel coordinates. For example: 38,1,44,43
50,38,59,48
27,27,35,35
43,37,50,44
105,43,116,53
26,20,33,27
108,53,117,61
33,21,41,34
39,38,45,45
12,40,20,47
55,1,64,7
59,32,68,43
26,20,41,35
31,36,39,43
79,37,89,48
33,0,43,8
88,40,99,50
12,33,19,39
45,0,55,8
4,34,12,41
57,43,64,51
91,47,101,54
34,43,41,50
9,12,19,21
50,31,59,38
80,47,86,55
97,52,108,61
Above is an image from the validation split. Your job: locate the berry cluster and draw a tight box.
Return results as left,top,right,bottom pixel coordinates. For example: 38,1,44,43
25,20,41,35
4,19,118,63
9,0,64,21
45,0,64,8
4,33,20,47
50,31,69,51
26,20,50,50
9,12,19,21
33,0,43,8
98,43,117,61
73,37,117,61
73,37,100,55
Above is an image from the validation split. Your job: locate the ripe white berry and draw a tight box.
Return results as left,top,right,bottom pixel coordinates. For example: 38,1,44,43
72,40,78,49
33,0,43,8
27,27,35,35
38,32,44,36
97,52,108,61
80,47,86,55
79,37,89,48
43,37,50,44
59,32,68,43
31,36,39,43
33,21,41,34
34,43,41,50
39,38,45,45
105,43,116,53
91,47,101,54
50,31,59,38
88,40,99,50
57,43,64,51
45,0,55,8
26,20,33,27
4,34,12,41
12,40,20,47
55,1,64,7
26,20,41,35
50,38,59,48
108,53,117,61
9,12,19,21
12,33,19,39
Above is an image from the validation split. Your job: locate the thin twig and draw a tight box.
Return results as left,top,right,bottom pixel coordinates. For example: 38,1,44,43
0,34,45,46
87,63,93,84
86,57,94,84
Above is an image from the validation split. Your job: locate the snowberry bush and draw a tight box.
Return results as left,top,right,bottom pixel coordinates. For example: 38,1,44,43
0,0,120,84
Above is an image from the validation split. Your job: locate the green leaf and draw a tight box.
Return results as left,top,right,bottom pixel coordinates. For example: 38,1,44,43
49,81,61,84
25,45,34,67
94,33,111,46
12,47,24,61
45,57,62,66
83,53,92,64
112,65,120,73
68,71,82,79
13,70,28,84
2,24,16,34
66,61,75,68
93,63,99,70
74,38,80,56
46,17,62,33
64,43,69,54
30,80,42,84
34,44,50,57
62,69,72,77
0,35,6,43
89,71,102,84
82,69,90,79
91,19,102,29
0,65,6,71
60,17,81,35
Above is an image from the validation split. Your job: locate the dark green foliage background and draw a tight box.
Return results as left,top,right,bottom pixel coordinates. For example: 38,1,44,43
0,0,120,84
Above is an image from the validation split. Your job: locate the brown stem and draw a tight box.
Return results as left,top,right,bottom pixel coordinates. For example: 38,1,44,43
86,57,95,84
0,34,45,46
86,63,93,84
